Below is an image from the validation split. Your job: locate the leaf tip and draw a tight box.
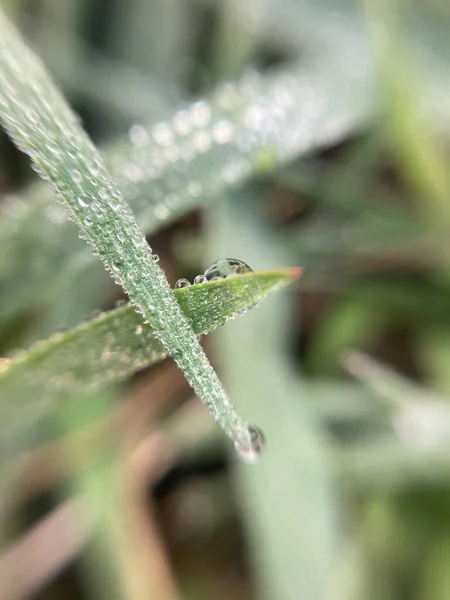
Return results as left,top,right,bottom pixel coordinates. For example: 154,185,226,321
285,266,304,279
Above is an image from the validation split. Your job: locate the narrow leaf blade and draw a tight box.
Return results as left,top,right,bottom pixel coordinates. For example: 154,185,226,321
0,269,300,443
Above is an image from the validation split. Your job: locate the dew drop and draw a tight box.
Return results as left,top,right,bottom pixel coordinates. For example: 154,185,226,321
234,425,265,463
152,122,174,147
193,131,211,153
212,121,234,144
129,124,149,147
152,254,160,263
188,181,202,197
78,197,89,208
193,274,206,285
204,258,253,280
173,109,191,135
171,348,182,359
72,170,83,184
175,278,191,289
191,101,211,128
154,204,170,220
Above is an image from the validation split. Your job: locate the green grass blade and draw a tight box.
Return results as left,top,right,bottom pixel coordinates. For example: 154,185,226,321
0,13,266,450
0,269,300,445
0,51,372,326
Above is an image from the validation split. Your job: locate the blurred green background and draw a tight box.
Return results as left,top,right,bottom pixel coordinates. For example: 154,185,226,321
2,0,450,599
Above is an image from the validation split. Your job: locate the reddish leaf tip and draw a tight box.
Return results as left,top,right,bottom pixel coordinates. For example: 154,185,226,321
286,266,304,279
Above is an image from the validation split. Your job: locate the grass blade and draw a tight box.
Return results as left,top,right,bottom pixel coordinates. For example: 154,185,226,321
0,50,372,326
0,269,300,445
0,12,268,451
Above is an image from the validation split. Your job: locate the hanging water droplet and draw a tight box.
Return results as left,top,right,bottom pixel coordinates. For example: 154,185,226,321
193,274,206,285
234,425,265,463
175,278,191,289
152,254,160,263
171,348,182,359
204,258,253,281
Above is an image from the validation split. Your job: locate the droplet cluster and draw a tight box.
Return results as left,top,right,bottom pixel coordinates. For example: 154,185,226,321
175,257,253,289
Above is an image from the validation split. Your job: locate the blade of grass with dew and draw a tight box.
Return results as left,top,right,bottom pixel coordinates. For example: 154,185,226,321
0,13,260,452
4,0,450,332
0,269,300,447
0,49,374,329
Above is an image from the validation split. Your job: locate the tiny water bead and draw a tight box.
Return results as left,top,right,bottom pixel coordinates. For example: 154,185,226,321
174,258,254,290
175,278,191,289
234,425,265,463
204,258,253,281
193,274,206,285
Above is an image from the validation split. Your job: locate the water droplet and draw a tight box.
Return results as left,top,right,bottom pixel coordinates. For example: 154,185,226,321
212,121,234,144
175,278,191,289
188,181,202,197
204,258,253,280
154,204,170,220
129,124,149,147
135,325,143,335
72,170,83,184
152,254,160,263
193,131,211,153
171,348,182,359
193,274,206,285
173,110,191,135
234,425,265,463
78,197,89,208
84,216,93,226
191,101,211,128
152,122,174,147
123,163,143,182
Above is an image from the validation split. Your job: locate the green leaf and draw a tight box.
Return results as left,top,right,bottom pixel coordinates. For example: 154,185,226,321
0,12,258,447
0,42,373,327
0,269,300,444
